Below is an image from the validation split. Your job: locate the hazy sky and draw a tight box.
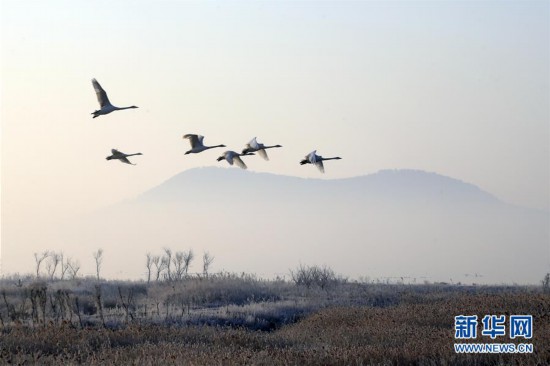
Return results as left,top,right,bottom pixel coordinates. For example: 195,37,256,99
1,0,549,276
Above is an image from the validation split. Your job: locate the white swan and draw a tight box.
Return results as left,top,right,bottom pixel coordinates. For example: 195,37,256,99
106,149,143,165
217,151,255,169
183,134,226,154
300,150,341,173
91,79,138,118
241,137,282,160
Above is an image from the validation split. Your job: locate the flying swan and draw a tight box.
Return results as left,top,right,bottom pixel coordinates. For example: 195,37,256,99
183,134,226,154
106,149,143,165
241,137,282,160
300,150,341,173
217,150,255,169
91,79,138,118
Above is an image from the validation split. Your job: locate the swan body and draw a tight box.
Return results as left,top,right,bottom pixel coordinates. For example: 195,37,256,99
242,137,282,160
183,134,226,154
300,150,341,173
106,149,143,165
217,150,255,169
91,79,138,118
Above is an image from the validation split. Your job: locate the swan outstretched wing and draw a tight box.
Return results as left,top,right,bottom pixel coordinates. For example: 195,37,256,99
111,149,123,156
92,79,111,108
247,137,260,150
183,134,200,148
314,160,325,173
224,151,235,165
120,156,134,165
257,149,269,160
306,151,317,163
234,156,248,169
306,151,324,172
197,135,206,147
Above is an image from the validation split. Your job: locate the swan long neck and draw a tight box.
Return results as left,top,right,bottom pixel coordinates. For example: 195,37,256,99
322,157,341,161
264,145,282,149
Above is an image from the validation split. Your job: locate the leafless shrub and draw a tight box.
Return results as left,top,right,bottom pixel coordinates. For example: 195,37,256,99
50,289,72,324
73,296,83,328
2,290,15,322
290,263,314,288
117,286,135,324
290,264,344,290
94,284,105,328
29,283,48,326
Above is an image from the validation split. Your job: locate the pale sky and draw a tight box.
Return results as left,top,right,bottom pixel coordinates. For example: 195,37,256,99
1,0,549,277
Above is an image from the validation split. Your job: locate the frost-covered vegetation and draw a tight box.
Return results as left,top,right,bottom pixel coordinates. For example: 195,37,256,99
0,269,352,330
0,270,548,365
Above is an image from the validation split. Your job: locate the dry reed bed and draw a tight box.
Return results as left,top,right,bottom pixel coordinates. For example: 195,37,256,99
1,291,548,365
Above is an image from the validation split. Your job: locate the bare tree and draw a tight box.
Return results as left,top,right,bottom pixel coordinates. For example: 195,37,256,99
182,249,194,275
172,252,186,280
94,284,106,328
46,252,61,280
117,286,135,324
162,248,172,281
67,259,81,279
203,251,214,277
152,256,164,281
145,253,153,283
34,251,49,278
93,249,103,281
60,254,70,280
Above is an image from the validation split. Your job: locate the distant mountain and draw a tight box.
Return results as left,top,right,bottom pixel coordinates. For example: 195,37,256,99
70,167,548,284
136,167,501,205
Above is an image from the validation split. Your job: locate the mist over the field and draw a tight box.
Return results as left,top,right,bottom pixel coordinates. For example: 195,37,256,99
4,168,545,284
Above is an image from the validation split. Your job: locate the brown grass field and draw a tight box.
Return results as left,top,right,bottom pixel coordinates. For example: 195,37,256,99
0,274,548,365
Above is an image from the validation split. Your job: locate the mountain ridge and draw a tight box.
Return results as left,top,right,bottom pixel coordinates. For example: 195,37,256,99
135,166,502,206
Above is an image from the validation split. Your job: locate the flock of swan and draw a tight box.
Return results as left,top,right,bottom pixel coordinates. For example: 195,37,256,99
93,79,342,172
